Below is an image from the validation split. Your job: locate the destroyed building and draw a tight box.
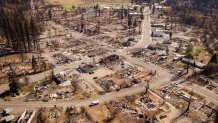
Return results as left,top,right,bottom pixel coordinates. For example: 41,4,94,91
147,43,167,51
99,54,120,66
77,64,96,74
17,110,36,123
151,31,163,37
54,74,66,85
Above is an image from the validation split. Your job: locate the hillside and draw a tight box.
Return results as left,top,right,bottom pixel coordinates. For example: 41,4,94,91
165,0,218,54
45,0,131,5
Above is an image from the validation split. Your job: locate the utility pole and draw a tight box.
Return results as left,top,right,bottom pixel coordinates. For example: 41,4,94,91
145,81,149,94
186,64,189,73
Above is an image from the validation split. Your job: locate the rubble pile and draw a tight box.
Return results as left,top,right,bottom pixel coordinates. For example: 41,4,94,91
52,53,72,64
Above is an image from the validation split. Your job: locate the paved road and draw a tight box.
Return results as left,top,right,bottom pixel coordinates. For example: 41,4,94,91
0,84,9,94
1,6,218,111
0,73,170,109
179,79,218,103
0,6,171,107
0,6,155,108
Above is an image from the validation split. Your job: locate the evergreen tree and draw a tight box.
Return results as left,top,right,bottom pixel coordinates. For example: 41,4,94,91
8,65,20,96
209,53,217,64
0,0,41,52
32,55,37,69
48,9,52,20
128,15,132,29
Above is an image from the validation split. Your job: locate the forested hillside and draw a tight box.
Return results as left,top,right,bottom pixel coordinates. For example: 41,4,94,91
165,0,218,54
0,0,41,52
163,0,218,77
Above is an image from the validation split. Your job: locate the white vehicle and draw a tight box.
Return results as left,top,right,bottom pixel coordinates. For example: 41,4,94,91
89,100,99,107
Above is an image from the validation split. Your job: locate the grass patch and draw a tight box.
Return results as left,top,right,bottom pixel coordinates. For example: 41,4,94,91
192,46,211,64
62,4,92,12
95,1,131,6
4,92,30,101
62,4,74,11
186,45,211,63
175,61,185,68
46,0,131,12
193,46,203,56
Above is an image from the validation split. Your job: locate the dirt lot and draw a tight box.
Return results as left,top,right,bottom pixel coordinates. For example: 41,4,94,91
87,67,115,78
35,107,67,123
0,53,33,64
176,118,192,123
86,104,112,122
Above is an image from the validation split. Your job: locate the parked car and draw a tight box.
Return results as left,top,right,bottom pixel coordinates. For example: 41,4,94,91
89,100,99,107
93,77,98,80
159,115,167,119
